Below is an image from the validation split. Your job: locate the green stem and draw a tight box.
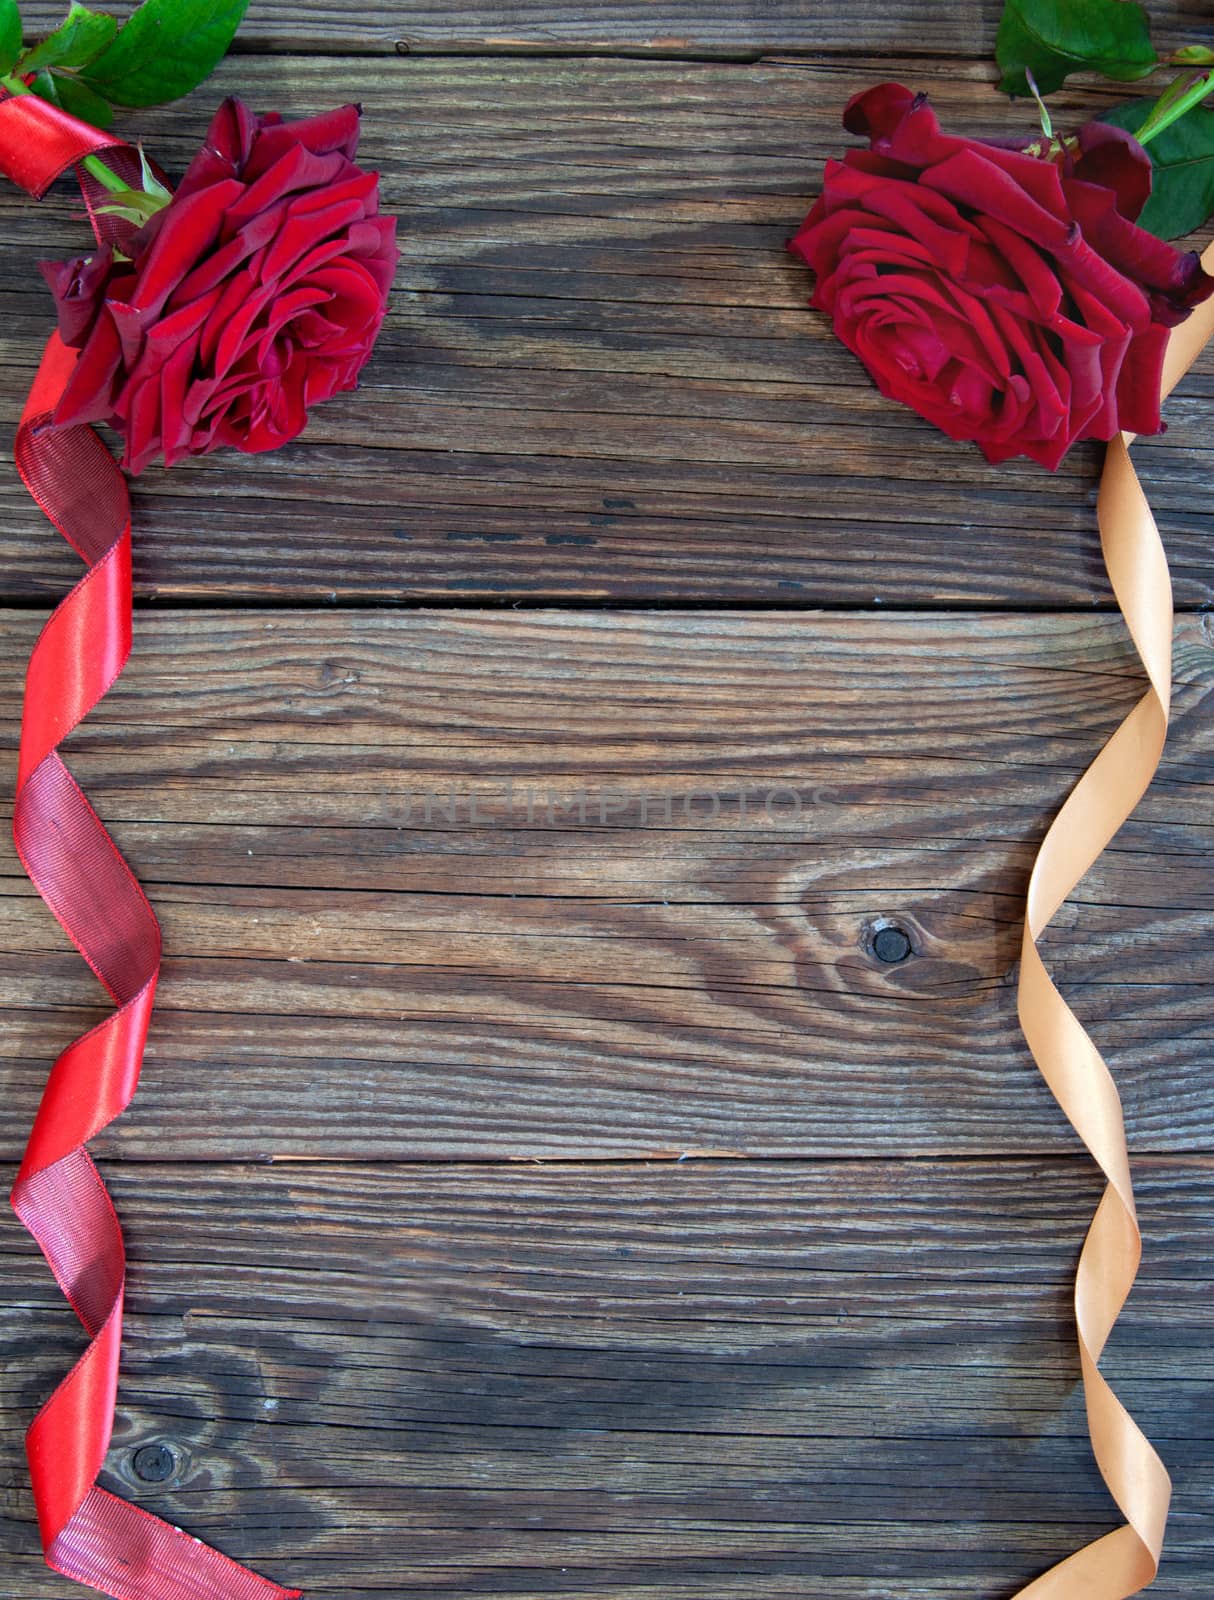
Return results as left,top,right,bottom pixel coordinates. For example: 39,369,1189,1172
82,152,128,194
1,70,129,194
1024,68,1053,140
1135,69,1214,147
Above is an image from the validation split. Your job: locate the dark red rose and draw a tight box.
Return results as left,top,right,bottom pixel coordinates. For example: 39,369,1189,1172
790,83,1214,469
40,97,397,473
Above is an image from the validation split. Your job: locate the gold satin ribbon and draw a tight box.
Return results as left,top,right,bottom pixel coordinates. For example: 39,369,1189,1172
1011,241,1214,1600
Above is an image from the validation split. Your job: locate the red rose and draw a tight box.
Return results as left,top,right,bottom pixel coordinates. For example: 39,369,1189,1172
41,97,397,473
790,83,1214,469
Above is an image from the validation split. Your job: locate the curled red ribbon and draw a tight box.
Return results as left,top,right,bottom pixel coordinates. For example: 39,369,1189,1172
4,91,301,1600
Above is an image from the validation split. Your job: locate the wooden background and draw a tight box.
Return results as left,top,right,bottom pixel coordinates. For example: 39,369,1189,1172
2,2,1213,1596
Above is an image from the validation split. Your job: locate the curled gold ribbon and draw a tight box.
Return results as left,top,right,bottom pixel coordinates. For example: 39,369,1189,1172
1011,242,1214,1600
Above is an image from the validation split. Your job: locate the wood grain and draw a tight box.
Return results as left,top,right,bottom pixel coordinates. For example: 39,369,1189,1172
1,608,1210,1161
2,5,1212,1595
16,0,1213,58
4,1158,1211,1598
2,56,1213,606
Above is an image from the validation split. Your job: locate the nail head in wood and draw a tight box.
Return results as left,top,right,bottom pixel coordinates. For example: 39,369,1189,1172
872,924,913,964
132,1443,175,1483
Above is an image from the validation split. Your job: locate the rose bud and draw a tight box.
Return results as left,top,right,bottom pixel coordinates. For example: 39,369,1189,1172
39,97,397,474
790,83,1214,469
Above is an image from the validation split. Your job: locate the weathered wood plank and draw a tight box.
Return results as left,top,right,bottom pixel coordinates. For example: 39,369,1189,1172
2,57,1212,605
3,1158,1211,1597
2,608,1211,1160
16,0,1211,58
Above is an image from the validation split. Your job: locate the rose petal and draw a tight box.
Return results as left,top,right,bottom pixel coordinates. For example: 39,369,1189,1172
243,104,362,182
1070,121,1153,221
53,310,124,427
130,179,245,315
39,249,116,346
920,148,1069,252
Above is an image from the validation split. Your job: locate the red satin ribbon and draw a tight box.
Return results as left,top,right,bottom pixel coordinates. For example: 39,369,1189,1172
0,89,115,193
5,90,302,1600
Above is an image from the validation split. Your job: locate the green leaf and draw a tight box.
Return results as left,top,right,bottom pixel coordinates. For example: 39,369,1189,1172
0,0,22,76
137,141,171,202
18,2,117,72
96,178,169,223
32,63,114,126
77,0,248,107
1103,96,1214,239
996,0,1157,97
